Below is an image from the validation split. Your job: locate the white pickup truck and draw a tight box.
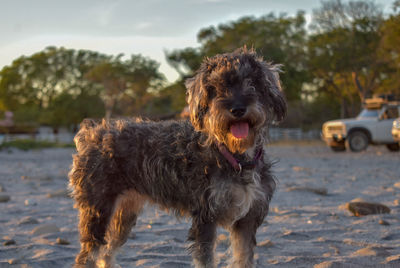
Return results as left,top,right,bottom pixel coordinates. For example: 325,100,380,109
322,98,400,152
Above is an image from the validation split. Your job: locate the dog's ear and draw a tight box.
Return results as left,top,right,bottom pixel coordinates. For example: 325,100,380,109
261,63,287,123
185,71,209,131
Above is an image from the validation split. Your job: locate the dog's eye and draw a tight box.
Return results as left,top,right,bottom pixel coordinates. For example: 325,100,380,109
245,84,256,94
244,79,256,92
248,85,256,92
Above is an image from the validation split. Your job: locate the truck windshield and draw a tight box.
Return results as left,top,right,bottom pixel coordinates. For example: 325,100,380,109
357,109,379,118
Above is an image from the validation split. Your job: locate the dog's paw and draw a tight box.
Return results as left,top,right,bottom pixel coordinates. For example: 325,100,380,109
96,259,121,268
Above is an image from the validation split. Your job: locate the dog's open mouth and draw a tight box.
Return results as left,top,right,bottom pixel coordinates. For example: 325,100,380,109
230,121,249,139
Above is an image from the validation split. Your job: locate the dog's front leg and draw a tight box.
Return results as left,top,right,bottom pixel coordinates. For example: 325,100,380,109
229,216,260,268
188,218,217,268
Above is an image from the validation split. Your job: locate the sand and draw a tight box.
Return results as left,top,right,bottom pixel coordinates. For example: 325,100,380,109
0,142,399,267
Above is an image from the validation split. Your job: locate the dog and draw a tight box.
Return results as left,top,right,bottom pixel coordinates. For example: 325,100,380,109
69,47,287,268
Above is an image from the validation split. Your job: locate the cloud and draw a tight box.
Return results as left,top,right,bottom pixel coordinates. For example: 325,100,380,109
89,2,120,27
0,0,395,81
135,22,153,30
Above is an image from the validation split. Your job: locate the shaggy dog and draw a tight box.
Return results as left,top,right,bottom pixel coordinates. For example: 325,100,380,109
69,48,287,268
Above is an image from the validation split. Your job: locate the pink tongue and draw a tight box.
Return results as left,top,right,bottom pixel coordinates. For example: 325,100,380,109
230,122,249,139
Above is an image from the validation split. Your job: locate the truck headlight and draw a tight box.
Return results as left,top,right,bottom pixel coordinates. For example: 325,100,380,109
322,123,346,137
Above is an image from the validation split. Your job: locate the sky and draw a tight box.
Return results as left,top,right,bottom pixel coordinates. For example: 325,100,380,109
0,0,396,83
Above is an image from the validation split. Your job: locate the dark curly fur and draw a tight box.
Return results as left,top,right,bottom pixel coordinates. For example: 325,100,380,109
69,48,286,268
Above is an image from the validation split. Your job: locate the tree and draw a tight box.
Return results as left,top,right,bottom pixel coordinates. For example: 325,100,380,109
377,1,400,97
308,0,385,117
44,91,104,130
165,47,204,78
0,47,165,128
85,54,165,119
0,47,108,126
0,47,107,111
166,12,309,103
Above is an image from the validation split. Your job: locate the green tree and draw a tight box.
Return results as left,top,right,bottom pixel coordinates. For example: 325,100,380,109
164,48,204,114
44,91,104,130
166,12,309,102
85,54,165,119
0,47,165,128
0,47,108,125
165,47,204,78
308,0,385,117
378,1,400,96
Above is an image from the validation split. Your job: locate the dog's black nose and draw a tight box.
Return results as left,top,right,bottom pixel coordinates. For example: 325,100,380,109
230,106,247,118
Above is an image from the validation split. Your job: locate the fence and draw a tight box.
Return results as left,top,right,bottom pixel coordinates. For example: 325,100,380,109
0,127,75,145
269,128,320,142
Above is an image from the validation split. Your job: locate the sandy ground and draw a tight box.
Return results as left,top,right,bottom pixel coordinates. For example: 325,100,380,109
0,142,400,268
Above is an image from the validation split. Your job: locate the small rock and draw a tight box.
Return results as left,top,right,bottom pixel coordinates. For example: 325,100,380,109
268,259,279,265
0,183,5,192
217,234,228,242
24,199,37,206
394,200,399,206
217,234,229,247
314,261,336,268
379,219,390,226
258,239,274,248
352,247,390,257
292,166,310,172
350,197,366,203
281,230,311,241
56,237,70,245
384,254,400,264
31,224,60,235
21,175,52,181
346,202,390,216
322,252,332,258
352,247,377,257
287,186,328,196
46,189,70,198
0,194,10,203
393,182,400,189
19,216,39,225
286,213,301,218
8,259,19,264
3,239,16,246
381,233,400,241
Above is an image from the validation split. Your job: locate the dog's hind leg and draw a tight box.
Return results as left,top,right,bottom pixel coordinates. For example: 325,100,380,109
74,196,117,268
97,189,146,268
74,206,113,267
188,218,217,268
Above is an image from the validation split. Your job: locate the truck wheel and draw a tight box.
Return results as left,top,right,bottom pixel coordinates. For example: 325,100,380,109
386,143,400,152
330,145,346,152
346,131,368,152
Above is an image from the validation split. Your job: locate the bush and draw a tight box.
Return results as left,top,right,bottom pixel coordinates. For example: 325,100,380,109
0,139,74,151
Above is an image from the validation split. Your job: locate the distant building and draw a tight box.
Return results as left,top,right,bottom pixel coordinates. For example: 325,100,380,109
0,111,14,127
180,106,190,119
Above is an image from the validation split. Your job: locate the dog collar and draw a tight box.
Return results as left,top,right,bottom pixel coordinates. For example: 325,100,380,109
217,143,263,173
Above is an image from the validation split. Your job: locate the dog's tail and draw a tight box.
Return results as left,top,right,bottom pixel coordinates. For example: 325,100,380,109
73,119,115,156
69,119,120,196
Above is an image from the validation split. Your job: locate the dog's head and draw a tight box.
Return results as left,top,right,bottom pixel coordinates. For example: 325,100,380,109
186,48,286,154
